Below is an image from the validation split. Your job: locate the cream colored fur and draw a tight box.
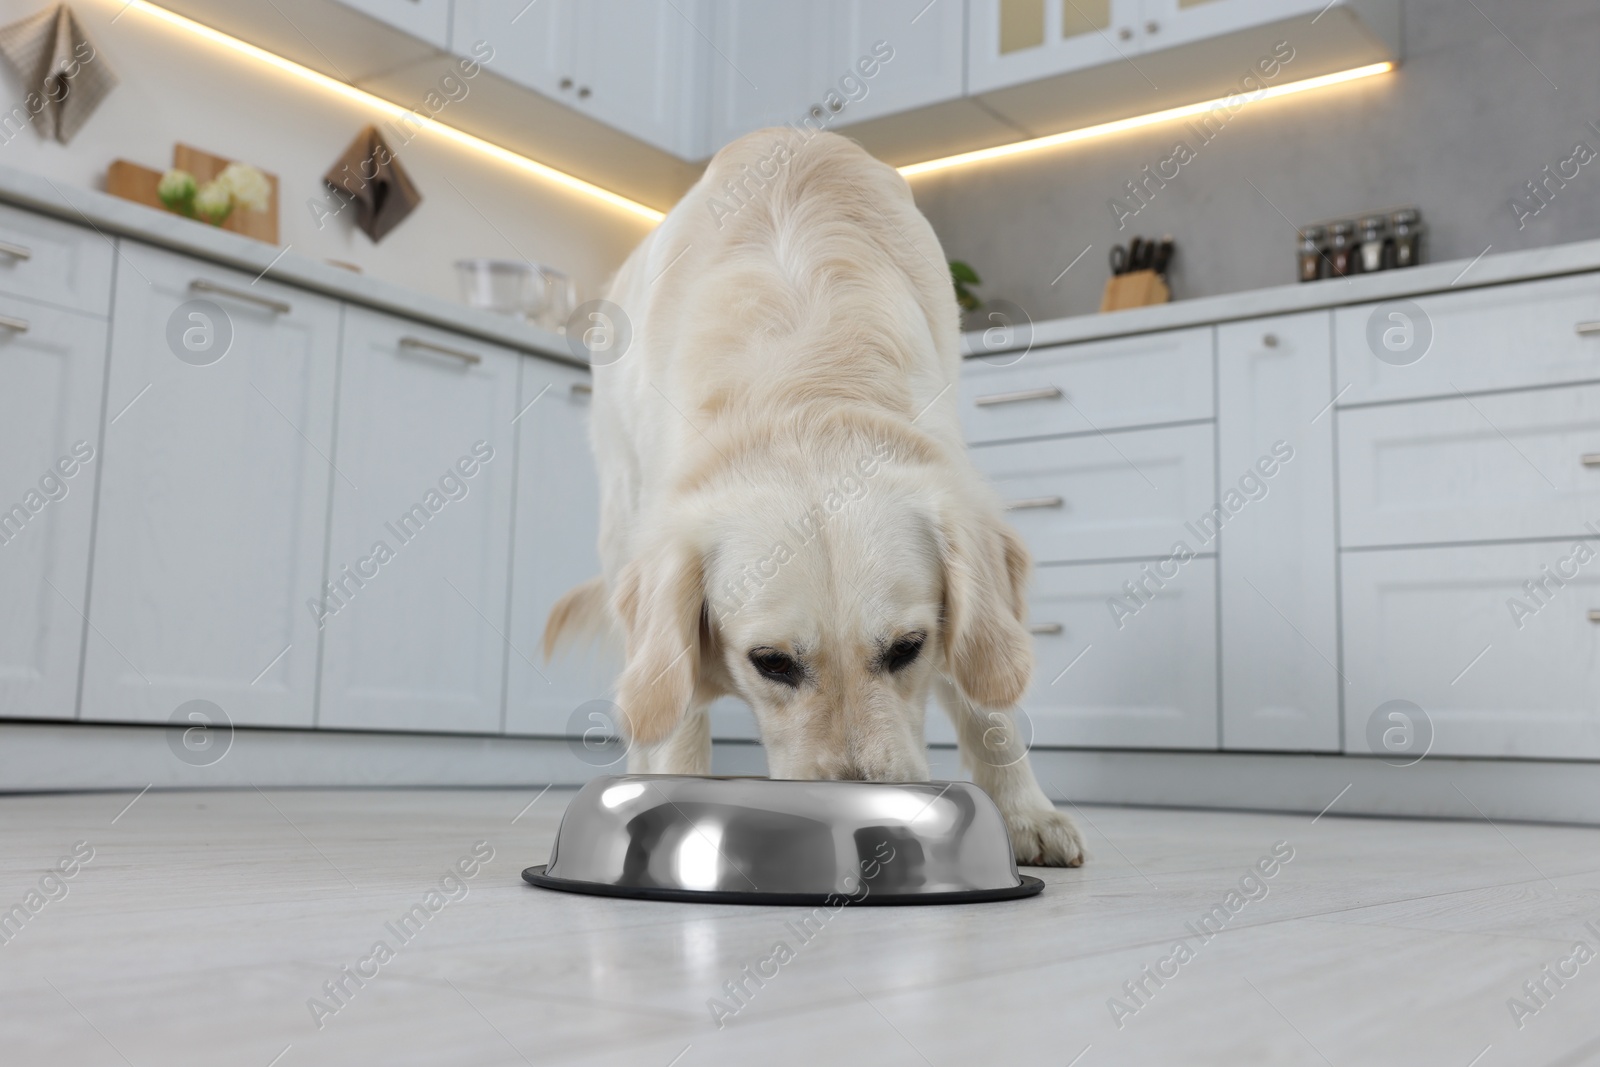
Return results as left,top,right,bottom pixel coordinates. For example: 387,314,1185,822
545,128,1083,866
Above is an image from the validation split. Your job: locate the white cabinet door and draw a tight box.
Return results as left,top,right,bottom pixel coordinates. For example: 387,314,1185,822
926,558,1219,750
84,243,340,727
452,0,580,100
0,203,113,316
505,368,622,737
830,0,965,126
1137,0,1325,52
1217,313,1340,751
0,297,106,720
318,309,518,734
1342,543,1600,760
968,0,1144,95
705,0,836,153
574,0,705,157
336,0,453,49
1339,383,1600,548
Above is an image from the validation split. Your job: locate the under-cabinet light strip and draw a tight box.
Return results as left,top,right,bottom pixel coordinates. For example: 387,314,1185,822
896,61,1396,179
120,0,667,222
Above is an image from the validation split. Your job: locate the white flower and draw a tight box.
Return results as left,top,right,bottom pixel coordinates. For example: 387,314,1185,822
216,162,271,213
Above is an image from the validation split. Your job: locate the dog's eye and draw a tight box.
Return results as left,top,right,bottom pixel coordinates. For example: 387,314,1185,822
748,648,801,687
882,633,925,673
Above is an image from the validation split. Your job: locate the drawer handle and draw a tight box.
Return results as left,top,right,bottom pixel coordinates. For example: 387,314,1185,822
190,279,291,315
1589,610,1600,623
399,336,482,365
974,385,1063,407
1577,322,1600,336
0,239,32,260
1028,622,1063,636
1583,454,1600,467
571,381,593,395
0,313,29,333
1005,495,1064,511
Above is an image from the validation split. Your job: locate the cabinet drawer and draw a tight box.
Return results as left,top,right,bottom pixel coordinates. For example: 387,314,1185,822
925,558,1218,750
1342,543,1600,759
0,203,113,316
1340,384,1600,547
970,422,1216,562
1334,272,1600,403
959,327,1213,444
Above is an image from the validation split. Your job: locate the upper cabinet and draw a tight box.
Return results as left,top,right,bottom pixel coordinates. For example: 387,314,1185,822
703,2,837,154
968,0,1142,95
828,0,966,127
335,0,453,50
453,0,706,158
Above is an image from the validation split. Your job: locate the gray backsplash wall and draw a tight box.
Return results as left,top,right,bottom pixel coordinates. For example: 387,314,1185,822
909,0,1600,323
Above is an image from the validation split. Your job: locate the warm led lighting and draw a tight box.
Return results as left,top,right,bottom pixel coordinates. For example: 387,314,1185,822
120,0,666,223
897,61,1396,179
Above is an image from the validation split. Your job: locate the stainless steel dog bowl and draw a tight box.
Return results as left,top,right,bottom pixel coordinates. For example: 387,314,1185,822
522,775,1043,905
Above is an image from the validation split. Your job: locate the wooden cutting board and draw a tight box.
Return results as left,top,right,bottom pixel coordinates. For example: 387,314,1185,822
104,144,279,245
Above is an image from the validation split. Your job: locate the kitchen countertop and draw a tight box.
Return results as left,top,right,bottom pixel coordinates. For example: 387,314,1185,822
0,164,587,369
962,237,1600,357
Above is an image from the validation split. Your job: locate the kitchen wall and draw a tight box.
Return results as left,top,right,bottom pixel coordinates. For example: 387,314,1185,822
0,0,651,306
911,0,1600,322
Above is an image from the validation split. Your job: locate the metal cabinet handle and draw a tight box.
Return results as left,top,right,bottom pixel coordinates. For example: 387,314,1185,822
1144,19,1160,33
1028,622,1064,636
1582,454,1600,467
0,239,32,260
1005,495,1064,511
398,336,482,365
1117,26,1133,40
1577,322,1600,336
974,385,1063,407
1262,333,1279,348
190,279,291,314
1589,610,1600,623
0,313,29,332
571,381,593,395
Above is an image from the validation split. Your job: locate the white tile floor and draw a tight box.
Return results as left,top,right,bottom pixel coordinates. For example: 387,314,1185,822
4,788,1600,1066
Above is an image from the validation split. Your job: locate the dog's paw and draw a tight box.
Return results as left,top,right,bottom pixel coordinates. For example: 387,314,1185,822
1003,805,1086,867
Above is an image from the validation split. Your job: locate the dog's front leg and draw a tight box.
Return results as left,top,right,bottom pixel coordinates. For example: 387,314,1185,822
626,703,712,775
935,678,1085,867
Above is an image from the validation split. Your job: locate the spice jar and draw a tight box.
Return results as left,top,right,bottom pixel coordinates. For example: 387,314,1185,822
1358,215,1388,273
1327,220,1356,277
1297,225,1326,283
1390,208,1423,269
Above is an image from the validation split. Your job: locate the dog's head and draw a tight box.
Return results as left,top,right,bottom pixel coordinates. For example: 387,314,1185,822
611,452,1032,781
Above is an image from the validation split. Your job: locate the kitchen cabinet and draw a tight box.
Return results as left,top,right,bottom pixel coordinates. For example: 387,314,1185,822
453,0,705,158
1342,542,1600,760
335,0,452,50
968,0,1141,95
0,295,107,721
505,367,621,736
704,1,837,153
1138,0,1329,51
1339,383,1600,549
0,202,114,316
318,308,519,734
1217,313,1340,752
828,0,966,127
82,243,340,728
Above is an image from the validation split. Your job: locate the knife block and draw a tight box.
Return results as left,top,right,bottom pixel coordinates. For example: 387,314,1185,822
1100,269,1170,313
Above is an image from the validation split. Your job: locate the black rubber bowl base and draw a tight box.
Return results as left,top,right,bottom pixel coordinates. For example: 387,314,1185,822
521,865,1045,906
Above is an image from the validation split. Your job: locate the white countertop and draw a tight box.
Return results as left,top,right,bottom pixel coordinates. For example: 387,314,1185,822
0,164,586,369
961,237,1600,357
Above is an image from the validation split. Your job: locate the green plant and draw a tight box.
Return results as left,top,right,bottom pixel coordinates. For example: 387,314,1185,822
950,259,981,313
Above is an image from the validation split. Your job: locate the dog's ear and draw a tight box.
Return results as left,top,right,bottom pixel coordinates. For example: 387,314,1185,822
938,503,1033,709
611,535,706,747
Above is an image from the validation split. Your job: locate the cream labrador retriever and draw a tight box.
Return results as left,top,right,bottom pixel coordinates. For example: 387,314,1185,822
545,128,1083,866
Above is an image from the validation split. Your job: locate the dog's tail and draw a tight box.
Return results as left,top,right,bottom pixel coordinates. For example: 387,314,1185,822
542,575,612,660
